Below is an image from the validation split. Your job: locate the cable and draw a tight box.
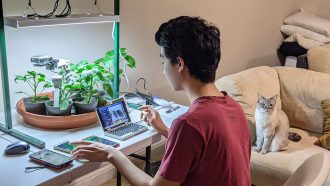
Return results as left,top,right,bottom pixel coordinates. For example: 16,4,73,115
56,0,71,17
26,0,72,18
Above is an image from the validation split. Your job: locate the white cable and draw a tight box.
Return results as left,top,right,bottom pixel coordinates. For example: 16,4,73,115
111,23,130,91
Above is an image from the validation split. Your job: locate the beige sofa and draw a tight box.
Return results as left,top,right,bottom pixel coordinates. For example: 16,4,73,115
216,66,330,186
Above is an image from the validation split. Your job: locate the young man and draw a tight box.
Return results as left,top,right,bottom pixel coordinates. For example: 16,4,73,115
71,16,251,186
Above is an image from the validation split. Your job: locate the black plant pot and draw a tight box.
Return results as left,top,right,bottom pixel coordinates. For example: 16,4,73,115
45,100,73,116
74,97,98,114
23,97,50,115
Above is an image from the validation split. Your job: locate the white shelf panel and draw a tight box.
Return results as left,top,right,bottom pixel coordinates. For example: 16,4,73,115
4,14,119,28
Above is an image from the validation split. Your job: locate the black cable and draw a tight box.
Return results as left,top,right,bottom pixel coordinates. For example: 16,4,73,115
27,0,60,18
56,0,71,17
27,0,72,18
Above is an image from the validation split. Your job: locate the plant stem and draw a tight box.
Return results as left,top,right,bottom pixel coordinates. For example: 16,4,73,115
33,76,37,102
88,76,94,103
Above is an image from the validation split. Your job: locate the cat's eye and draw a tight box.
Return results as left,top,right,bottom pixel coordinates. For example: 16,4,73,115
270,104,274,107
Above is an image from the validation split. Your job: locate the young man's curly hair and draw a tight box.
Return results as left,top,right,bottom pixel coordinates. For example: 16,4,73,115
155,16,221,83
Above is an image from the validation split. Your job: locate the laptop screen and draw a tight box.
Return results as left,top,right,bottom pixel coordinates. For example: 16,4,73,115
97,100,131,130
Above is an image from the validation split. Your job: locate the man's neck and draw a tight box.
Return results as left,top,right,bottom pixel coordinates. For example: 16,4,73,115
184,79,224,103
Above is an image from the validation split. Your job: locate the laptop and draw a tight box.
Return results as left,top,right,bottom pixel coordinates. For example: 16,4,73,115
96,99,148,140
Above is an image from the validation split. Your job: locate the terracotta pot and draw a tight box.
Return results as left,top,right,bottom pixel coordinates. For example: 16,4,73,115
45,100,73,116
15,92,106,130
74,97,98,114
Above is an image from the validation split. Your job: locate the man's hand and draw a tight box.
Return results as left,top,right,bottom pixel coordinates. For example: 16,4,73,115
139,105,169,138
70,140,118,162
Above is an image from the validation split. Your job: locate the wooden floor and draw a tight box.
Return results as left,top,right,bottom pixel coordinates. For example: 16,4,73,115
102,144,165,186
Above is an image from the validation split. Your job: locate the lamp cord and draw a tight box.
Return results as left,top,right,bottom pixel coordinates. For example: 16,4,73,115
27,0,71,18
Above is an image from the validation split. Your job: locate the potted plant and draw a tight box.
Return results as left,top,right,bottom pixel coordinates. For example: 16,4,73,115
94,48,136,99
45,69,75,116
15,71,52,115
70,61,110,114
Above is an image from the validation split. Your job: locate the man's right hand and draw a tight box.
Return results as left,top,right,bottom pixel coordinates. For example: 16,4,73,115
139,105,169,138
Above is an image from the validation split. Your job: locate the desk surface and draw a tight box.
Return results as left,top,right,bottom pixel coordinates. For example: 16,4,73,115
0,104,187,186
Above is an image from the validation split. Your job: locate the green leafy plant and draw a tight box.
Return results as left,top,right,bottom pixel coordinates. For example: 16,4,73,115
15,71,52,103
70,61,110,103
94,48,136,98
56,69,77,110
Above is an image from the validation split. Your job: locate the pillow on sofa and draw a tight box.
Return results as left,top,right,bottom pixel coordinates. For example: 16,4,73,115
314,99,330,150
284,9,330,37
307,44,330,74
281,25,330,43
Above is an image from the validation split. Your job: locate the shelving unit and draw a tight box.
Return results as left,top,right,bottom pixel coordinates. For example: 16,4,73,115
0,0,121,148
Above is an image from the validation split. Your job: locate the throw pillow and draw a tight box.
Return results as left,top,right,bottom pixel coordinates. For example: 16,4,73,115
284,9,330,37
314,99,330,150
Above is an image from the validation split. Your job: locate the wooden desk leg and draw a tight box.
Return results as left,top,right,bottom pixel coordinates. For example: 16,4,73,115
145,146,151,175
117,170,121,186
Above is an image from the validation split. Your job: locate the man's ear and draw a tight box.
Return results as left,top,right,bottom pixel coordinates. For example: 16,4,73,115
176,57,184,72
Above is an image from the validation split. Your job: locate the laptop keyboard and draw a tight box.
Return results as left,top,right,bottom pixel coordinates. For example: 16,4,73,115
110,122,147,137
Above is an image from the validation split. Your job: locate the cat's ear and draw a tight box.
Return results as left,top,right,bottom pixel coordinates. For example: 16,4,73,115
257,93,263,103
270,94,278,102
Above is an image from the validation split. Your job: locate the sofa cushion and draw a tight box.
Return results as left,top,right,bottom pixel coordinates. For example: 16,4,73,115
274,67,330,134
216,66,281,144
251,128,330,186
307,44,330,74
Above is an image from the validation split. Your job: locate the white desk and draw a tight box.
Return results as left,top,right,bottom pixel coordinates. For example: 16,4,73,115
0,105,187,186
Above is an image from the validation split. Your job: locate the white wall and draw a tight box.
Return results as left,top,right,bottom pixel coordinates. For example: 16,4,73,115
0,0,329,113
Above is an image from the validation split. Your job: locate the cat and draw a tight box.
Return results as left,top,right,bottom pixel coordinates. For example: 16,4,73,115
254,93,289,154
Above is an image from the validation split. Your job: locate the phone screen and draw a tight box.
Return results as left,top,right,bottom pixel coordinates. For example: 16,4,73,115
83,135,120,147
30,149,72,167
54,141,77,153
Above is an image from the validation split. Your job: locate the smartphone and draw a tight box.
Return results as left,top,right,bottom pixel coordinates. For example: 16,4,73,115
29,149,73,169
83,135,120,148
54,141,77,154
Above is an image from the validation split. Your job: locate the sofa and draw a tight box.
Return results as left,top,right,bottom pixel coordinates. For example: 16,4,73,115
215,66,330,186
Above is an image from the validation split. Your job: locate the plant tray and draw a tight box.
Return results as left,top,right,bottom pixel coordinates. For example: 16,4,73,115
15,93,104,130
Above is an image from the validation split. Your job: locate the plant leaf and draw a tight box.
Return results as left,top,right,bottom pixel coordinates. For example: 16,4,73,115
120,48,127,58
125,55,136,68
103,83,113,98
60,99,70,110
27,71,36,77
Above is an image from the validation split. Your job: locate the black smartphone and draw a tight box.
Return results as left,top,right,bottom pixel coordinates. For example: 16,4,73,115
29,149,73,169
83,135,120,148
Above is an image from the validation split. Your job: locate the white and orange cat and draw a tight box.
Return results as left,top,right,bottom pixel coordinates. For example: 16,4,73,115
254,93,289,154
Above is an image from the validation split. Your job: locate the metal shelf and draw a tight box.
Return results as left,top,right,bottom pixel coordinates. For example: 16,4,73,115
5,13,119,28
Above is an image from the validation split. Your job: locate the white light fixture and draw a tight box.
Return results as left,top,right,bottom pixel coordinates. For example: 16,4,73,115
4,14,119,28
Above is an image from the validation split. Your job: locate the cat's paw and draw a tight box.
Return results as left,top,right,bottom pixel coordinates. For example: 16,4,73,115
260,150,268,155
254,147,261,152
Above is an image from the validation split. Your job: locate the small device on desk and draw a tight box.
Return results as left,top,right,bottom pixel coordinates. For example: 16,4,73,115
96,99,148,140
4,141,30,155
29,149,73,169
54,135,120,153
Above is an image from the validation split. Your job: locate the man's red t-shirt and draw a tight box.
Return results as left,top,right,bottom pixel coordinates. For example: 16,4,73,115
159,92,251,185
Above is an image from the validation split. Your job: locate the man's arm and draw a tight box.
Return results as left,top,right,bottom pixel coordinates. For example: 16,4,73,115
71,141,179,186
